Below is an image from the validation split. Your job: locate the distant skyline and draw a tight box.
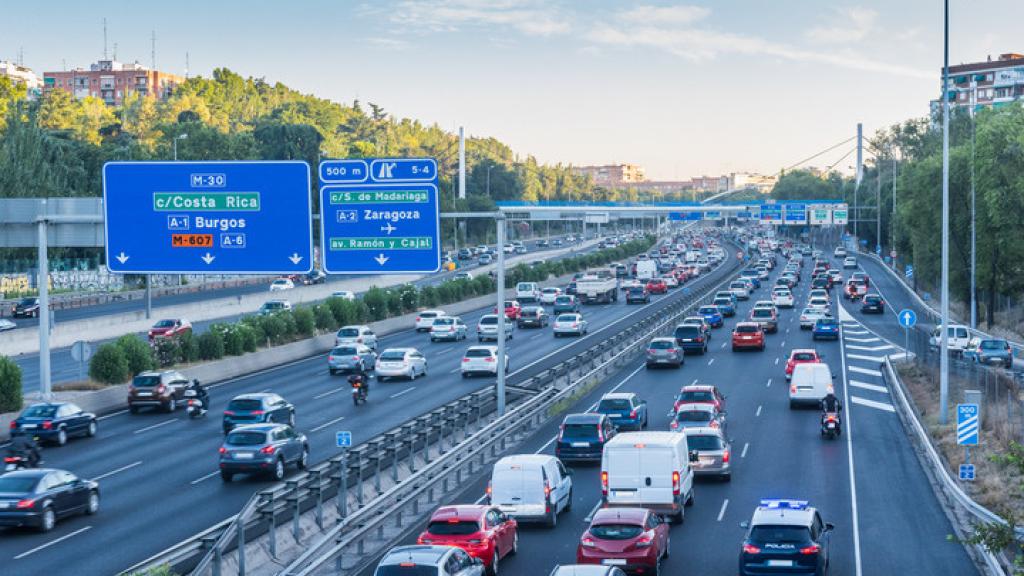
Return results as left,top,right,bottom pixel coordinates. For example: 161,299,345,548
3,1,1020,179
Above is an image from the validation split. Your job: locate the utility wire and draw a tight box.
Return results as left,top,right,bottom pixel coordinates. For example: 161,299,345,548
781,136,857,173
826,147,857,172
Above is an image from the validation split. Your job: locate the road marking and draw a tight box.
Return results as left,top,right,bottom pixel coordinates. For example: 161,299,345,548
584,499,604,522
133,418,178,434
721,342,727,349
717,498,730,522
774,357,780,365
846,353,887,363
91,460,142,481
766,378,772,388
848,366,882,377
314,388,346,399
390,386,417,399
692,379,699,385
851,396,896,412
849,380,888,394
449,367,462,374
756,405,762,417
14,526,92,560
844,329,869,335
838,297,864,576
311,414,347,432
844,336,880,343
741,442,749,458
847,344,894,352
97,409,128,421
434,348,454,355
780,340,786,348
707,358,715,366
190,470,220,485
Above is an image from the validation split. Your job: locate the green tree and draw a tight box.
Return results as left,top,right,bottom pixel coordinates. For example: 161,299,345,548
0,356,23,413
89,344,130,384
115,335,155,377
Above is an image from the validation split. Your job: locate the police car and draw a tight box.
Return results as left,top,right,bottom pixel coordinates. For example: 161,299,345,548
739,499,833,575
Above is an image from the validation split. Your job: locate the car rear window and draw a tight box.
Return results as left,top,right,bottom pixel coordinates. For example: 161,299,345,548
227,399,263,411
420,312,439,319
0,477,39,493
337,328,359,337
154,319,175,328
557,315,578,322
749,525,812,545
465,349,493,358
226,431,267,446
687,434,725,451
590,524,644,540
649,340,675,350
674,326,700,338
480,316,497,325
433,318,454,326
676,410,712,423
981,340,1008,350
735,325,760,334
698,307,717,315
333,347,357,356
598,398,631,411
678,391,714,403
380,350,407,361
21,405,59,418
375,566,439,576
561,423,599,439
752,309,773,319
427,520,481,535
793,352,817,361
555,296,572,304
132,375,161,387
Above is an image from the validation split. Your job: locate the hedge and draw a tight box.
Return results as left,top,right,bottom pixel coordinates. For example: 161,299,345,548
0,356,23,413
89,343,130,385
115,335,156,376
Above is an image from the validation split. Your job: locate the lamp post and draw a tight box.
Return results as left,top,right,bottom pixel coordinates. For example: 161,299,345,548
173,133,188,161
939,0,951,425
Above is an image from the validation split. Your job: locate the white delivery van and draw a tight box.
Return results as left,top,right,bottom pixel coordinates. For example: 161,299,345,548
601,432,695,523
788,363,834,408
929,324,972,354
515,282,541,303
635,260,658,281
489,454,573,527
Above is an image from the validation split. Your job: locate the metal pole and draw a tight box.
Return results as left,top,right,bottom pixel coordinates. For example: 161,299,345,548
337,450,348,519
876,160,881,253
458,127,466,200
939,0,951,425
855,123,863,241
495,214,507,416
145,274,152,319
892,149,897,263
970,82,977,329
37,218,51,402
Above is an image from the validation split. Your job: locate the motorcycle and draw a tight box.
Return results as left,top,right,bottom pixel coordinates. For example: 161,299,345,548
351,378,368,406
184,389,207,419
821,412,840,439
4,453,34,471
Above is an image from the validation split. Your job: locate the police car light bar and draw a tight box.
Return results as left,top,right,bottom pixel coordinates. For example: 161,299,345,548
759,499,809,510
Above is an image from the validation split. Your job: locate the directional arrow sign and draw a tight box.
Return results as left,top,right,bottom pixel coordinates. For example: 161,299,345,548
103,162,313,274
897,308,917,328
319,158,440,274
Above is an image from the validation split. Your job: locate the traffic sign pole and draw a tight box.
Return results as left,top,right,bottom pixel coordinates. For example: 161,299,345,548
37,218,50,402
496,214,507,417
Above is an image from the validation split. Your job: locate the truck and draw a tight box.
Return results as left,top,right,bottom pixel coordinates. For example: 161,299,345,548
635,260,658,281
577,274,619,304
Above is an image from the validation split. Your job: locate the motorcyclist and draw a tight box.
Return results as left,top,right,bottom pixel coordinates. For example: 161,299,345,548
348,371,369,400
189,379,209,411
820,392,843,427
8,434,41,467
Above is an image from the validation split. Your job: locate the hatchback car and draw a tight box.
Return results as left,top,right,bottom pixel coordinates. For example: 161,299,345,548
416,310,447,332
646,337,684,368
479,253,494,265
0,469,99,532
670,403,726,434
336,325,378,349
223,393,295,434
327,344,377,374
685,427,732,481
739,499,833,576
860,294,885,314
697,306,724,328
732,322,765,351
771,290,795,308
553,313,588,337
807,296,830,311
540,287,562,305
812,318,840,340
269,278,295,292
374,545,485,576
596,393,648,431
556,413,617,462
851,271,870,286
430,316,469,341
576,507,669,575
462,346,508,377
785,349,822,381
967,338,1014,367
645,279,668,294
148,318,192,342
498,300,522,320
843,256,857,269
128,370,191,414
728,280,751,300
477,314,514,342
681,316,712,339
553,295,580,314
10,403,97,446
517,306,549,329
673,384,726,413
625,287,650,305
375,348,428,381
750,307,778,333
713,296,736,317
218,423,308,482
416,505,518,573
258,299,293,316
799,308,832,330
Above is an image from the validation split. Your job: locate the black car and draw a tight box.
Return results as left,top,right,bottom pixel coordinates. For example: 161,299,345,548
555,413,617,462
537,239,549,248
303,270,327,285
811,277,831,290
223,393,296,434
565,281,578,296
10,403,97,446
673,324,708,355
517,306,549,328
0,469,99,532
739,500,832,576
861,294,885,314
12,297,40,318
625,287,650,304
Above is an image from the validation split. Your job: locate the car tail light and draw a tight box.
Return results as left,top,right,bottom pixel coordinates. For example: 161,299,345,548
8,421,15,429
672,471,681,496
327,356,335,362
722,450,731,463
218,447,227,454
251,410,264,416
224,410,235,416
581,536,597,548
42,421,53,430
156,385,166,394
3,456,17,463
597,425,605,442
670,420,679,430
800,544,821,555
544,483,552,498
635,531,655,548
709,420,719,429
485,357,495,362
486,483,492,497
742,543,762,555
16,499,35,509
601,471,609,496
352,356,360,362
260,445,276,454
462,358,470,362
415,317,421,322
695,337,704,343
356,338,363,343
790,384,797,394
630,410,637,419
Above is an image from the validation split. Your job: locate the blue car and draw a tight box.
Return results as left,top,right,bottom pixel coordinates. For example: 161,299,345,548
697,305,725,328
740,271,762,289
812,318,840,340
10,402,97,446
555,413,617,462
596,392,648,431
966,338,1014,368
713,297,736,317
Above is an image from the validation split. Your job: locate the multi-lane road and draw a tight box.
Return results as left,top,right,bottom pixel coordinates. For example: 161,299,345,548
0,234,732,575
361,245,979,576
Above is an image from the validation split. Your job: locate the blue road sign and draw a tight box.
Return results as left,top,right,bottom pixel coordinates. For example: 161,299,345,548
336,431,353,448
668,212,702,221
760,204,783,224
103,162,313,274
959,464,976,481
897,309,917,328
957,404,979,446
319,158,441,274
905,265,914,279
783,203,807,225
875,245,882,255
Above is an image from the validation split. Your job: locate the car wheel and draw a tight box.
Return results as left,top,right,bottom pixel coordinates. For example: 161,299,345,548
166,398,177,413
565,489,573,512
220,470,233,482
664,534,671,558
85,490,100,515
298,447,309,469
490,551,500,576
510,532,518,555
38,507,55,532
55,427,67,446
271,457,285,481
461,372,469,379
722,472,732,483
86,420,97,438
686,488,695,507
329,368,336,375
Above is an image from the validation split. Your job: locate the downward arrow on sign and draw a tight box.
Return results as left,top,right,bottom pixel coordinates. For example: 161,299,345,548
289,253,303,265
374,254,389,266
115,252,130,264
201,253,216,265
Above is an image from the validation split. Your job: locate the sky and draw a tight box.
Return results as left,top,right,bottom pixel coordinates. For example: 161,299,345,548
3,0,1021,180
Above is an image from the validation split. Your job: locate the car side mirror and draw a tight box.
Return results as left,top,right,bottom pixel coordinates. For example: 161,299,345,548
825,522,835,531
740,521,750,529
831,374,837,379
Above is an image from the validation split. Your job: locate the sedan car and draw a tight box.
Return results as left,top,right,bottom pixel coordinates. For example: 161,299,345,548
12,297,40,318
554,295,580,314
861,294,885,314
10,402,97,446
269,278,295,292
811,318,840,340
685,427,732,481
673,384,726,413
553,313,588,337
697,305,724,328
670,403,726,435
540,287,562,305
461,346,508,377
517,306,549,329
327,344,377,374
646,279,668,294
430,316,469,341
576,508,669,574
843,256,858,269
218,423,308,482
646,337,684,368
416,505,518,572
416,310,447,332
785,349,822,380
257,299,292,316
477,314,514,342
223,393,295,433
375,348,428,381
498,300,522,320
0,469,99,531
596,392,648,431
732,322,765,351
147,318,192,341
799,307,832,329
625,287,650,305
771,289,795,308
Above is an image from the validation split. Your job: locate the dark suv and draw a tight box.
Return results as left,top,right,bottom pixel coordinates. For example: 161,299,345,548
218,423,309,482
673,324,708,355
517,306,549,328
223,393,296,434
555,413,616,462
128,370,190,413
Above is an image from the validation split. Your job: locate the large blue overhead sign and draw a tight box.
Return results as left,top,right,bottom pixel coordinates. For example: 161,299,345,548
668,212,702,221
103,162,313,274
784,203,807,225
319,158,441,274
760,204,783,224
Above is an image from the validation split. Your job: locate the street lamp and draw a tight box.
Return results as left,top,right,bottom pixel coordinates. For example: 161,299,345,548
939,0,951,425
173,133,188,161
486,164,495,197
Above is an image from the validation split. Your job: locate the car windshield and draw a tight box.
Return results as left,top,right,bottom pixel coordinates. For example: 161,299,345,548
337,328,360,337
598,398,631,411
333,347,358,356
19,298,37,306
420,312,439,319
981,340,1008,350
272,279,288,285
555,296,572,304
480,316,497,325
865,296,881,303
817,320,837,327
688,434,725,451
752,309,773,318
590,524,644,540
426,520,481,535
557,315,578,322
227,399,263,411
225,431,267,446
674,326,700,337
735,325,760,334
264,302,284,310
714,299,731,306
543,288,558,294
699,307,717,315
132,375,161,387
21,405,58,418
678,391,715,403
154,320,176,328
730,282,745,288
676,410,712,423
516,284,532,291
522,308,542,316
0,476,39,493
380,351,407,361
793,352,817,361
465,349,493,358
749,525,812,545
561,423,599,439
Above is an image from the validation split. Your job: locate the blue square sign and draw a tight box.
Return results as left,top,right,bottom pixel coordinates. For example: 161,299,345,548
959,464,976,481
336,431,352,448
319,158,441,274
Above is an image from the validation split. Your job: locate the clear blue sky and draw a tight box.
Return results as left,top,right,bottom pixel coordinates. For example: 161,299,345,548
4,1,1019,179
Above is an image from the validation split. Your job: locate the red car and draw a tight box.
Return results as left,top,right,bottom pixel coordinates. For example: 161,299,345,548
646,279,668,294
148,318,192,342
851,272,871,287
732,322,765,351
495,300,522,320
577,507,669,574
672,269,690,283
785,349,822,380
417,505,518,572
673,384,726,412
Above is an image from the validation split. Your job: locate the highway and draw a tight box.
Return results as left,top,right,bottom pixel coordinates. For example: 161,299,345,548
0,234,733,575
360,244,979,576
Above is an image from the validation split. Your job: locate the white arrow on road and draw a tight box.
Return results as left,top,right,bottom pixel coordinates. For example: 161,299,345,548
201,253,216,265
289,253,303,265
115,252,130,264
381,222,397,235
374,253,389,266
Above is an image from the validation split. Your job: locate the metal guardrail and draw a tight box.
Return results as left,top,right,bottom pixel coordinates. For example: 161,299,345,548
882,356,1009,576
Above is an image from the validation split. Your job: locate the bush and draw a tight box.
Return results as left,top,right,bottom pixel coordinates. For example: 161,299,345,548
277,311,298,342
258,314,285,344
178,332,200,363
386,290,403,317
399,285,419,312
221,325,245,356
115,335,155,376
293,307,316,337
238,324,259,353
89,343,130,385
363,287,389,321
197,331,225,360
0,356,23,413
152,338,180,367
419,286,439,308
314,304,337,332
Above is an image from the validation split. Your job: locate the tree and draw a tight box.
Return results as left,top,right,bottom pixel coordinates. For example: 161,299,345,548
0,356,23,413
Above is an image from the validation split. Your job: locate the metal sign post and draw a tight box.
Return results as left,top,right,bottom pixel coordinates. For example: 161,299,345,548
957,402,979,481
37,217,50,401
336,431,352,520
495,214,507,416
898,309,917,361
70,341,93,382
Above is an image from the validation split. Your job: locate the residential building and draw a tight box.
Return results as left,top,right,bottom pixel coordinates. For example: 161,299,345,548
574,163,646,187
0,60,42,95
43,59,184,106
729,172,777,193
933,52,1024,113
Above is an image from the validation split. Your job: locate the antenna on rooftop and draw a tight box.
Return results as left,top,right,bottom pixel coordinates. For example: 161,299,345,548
17,47,24,66
103,17,108,60
185,51,190,78
151,31,156,69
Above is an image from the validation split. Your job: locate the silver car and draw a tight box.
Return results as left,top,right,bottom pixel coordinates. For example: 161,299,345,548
374,348,427,381
669,403,727,436
477,314,513,342
684,427,732,480
374,545,484,576
429,316,468,342
553,313,588,337
645,337,684,368
799,307,832,329
327,344,376,375
336,325,378,350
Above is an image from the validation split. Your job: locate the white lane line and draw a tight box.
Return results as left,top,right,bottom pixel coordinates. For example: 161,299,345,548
847,344,894,352
692,379,699,385
844,336,880,343
434,348,455,355
755,405,762,417
846,353,887,363
190,470,220,485
774,357,780,365
390,386,417,399
721,342,727,349
97,409,128,421
91,460,142,481
766,378,772,388
838,302,864,576
314,388,345,399
849,380,888,394
848,366,882,377
780,340,786,348
584,499,604,522
14,526,92,560
786,327,791,334
449,367,462,374
708,358,715,366
717,499,730,522
844,329,869,335
850,396,896,412
133,418,178,434
741,442,750,458
311,414,346,432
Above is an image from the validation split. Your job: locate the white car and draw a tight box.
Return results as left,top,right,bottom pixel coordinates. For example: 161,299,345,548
258,299,292,315
843,256,857,269
799,307,832,329
477,314,513,342
807,296,830,311
553,313,588,337
539,287,562,305
728,281,750,300
335,325,378,349
755,266,770,280
771,289,795,308
375,348,427,381
809,288,830,303
453,271,474,281
662,275,679,289
269,278,295,292
461,345,508,377
415,310,446,332
834,247,847,258
331,290,356,301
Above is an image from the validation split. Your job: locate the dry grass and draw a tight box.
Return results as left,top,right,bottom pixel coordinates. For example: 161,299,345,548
52,380,108,392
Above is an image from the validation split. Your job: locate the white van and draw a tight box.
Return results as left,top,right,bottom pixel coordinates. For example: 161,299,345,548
515,282,541,303
789,363,834,408
635,260,658,281
601,432,695,523
929,324,972,353
488,455,573,527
